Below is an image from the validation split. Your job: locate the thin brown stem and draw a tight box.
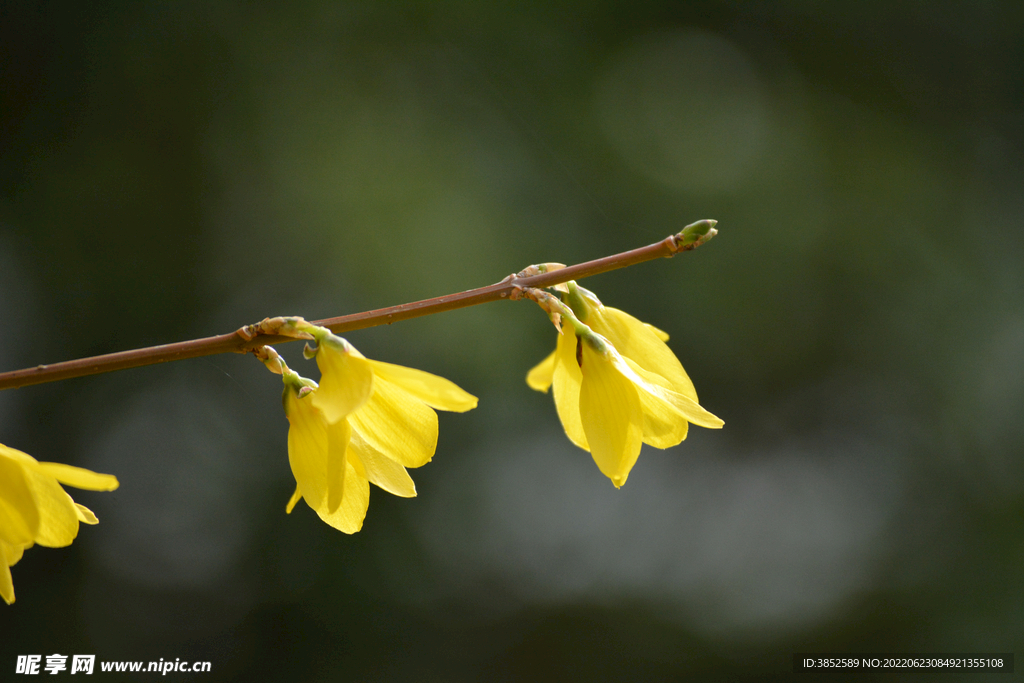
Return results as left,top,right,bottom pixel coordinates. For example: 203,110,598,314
0,221,717,391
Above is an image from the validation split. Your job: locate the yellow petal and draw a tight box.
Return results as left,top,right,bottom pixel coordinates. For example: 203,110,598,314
1,444,114,549
0,442,37,466
33,462,119,491
591,307,698,401
348,431,416,498
658,391,723,429
578,345,643,488
326,418,352,514
349,377,438,468
552,331,588,450
614,355,724,430
74,504,99,525
617,357,688,448
526,351,556,393
285,390,328,510
21,466,81,548
0,541,14,604
641,384,723,429
640,397,690,448
313,342,374,423
0,455,38,546
285,486,302,514
2,540,28,567
365,359,477,412
645,323,670,341
314,459,370,534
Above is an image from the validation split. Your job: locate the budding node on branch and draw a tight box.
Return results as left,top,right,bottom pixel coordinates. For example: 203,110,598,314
671,219,718,252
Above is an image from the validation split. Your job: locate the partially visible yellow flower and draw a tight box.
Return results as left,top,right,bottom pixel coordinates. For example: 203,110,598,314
527,284,722,487
281,334,477,533
0,443,119,604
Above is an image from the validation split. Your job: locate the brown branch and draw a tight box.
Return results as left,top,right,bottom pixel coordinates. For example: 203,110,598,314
0,220,717,391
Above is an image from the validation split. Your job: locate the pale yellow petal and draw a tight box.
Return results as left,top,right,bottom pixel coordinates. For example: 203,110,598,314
348,431,416,498
657,391,723,429
615,355,724,430
312,342,374,423
285,486,302,514
314,459,370,534
578,345,643,488
0,455,38,546
552,331,588,450
349,378,438,468
526,351,556,393
33,462,119,491
638,380,723,429
285,390,328,510
326,418,352,514
21,466,81,548
621,357,688,448
591,307,697,401
639,393,690,448
366,359,477,412
74,504,99,525
0,541,14,604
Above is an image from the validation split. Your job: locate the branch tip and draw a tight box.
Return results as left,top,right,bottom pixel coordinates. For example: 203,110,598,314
671,219,718,252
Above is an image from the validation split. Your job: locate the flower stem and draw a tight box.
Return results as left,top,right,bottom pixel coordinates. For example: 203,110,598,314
0,221,717,391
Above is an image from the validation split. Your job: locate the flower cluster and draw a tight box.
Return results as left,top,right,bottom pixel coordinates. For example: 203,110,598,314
2,225,726,605
1,443,118,604
261,325,477,534
527,283,722,487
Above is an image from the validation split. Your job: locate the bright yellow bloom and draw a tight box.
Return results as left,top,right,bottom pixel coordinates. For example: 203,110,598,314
283,335,477,533
527,285,722,487
0,443,118,604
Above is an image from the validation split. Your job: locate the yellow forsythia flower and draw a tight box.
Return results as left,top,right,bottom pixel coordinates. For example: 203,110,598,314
0,443,118,604
283,334,477,533
527,285,722,487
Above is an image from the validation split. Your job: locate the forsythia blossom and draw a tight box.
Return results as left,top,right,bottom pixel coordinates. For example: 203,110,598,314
1,443,119,604
274,329,477,534
527,284,722,487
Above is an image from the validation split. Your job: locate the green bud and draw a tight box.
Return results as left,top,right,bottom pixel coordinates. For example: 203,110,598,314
580,328,611,356
675,219,718,249
565,281,592,321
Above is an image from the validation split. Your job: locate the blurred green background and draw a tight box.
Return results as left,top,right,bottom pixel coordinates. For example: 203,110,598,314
2,2,1022,680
